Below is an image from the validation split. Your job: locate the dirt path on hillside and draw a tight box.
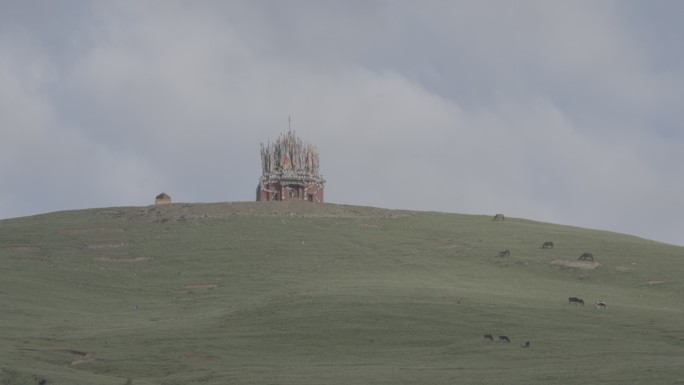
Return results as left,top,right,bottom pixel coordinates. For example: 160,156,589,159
551,259,600,269
93,256,152,262
183,284,218,289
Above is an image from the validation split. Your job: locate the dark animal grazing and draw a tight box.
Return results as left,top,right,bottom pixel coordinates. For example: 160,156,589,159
484,334,494,342
522,340,530,348
492,213,505,221
596,300,607,310
578,252,594,261
499,335,511,343
542,241,554,249
498,249,510,257
568,297,584,306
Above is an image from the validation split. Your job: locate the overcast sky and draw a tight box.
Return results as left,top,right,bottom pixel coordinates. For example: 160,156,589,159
2,1,683,246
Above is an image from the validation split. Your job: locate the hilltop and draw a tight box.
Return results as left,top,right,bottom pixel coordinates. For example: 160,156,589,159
1,202,683,385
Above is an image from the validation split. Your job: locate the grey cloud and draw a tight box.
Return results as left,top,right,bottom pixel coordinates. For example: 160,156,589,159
1,1,683,246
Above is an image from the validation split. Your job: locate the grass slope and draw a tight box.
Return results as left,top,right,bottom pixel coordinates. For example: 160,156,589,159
1,201,683,385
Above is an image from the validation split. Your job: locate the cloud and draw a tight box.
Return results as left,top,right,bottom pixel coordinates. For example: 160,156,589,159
1,1,683,246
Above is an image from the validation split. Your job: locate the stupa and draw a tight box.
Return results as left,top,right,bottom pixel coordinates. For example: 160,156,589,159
256,130,325,202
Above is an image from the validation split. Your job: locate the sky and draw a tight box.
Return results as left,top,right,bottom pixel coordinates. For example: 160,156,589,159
1,1,683,246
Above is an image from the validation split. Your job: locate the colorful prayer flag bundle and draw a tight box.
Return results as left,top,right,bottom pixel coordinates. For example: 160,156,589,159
260,131,321,177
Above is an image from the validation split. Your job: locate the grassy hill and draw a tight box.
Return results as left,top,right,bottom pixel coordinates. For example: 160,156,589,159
1,201,683,385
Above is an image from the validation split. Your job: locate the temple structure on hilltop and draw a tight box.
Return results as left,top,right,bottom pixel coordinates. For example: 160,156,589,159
256,130,325,202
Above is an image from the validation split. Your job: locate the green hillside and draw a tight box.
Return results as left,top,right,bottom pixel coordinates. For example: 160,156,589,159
1,202,683,385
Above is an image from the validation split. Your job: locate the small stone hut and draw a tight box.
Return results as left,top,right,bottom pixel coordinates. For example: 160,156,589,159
155,193,171,205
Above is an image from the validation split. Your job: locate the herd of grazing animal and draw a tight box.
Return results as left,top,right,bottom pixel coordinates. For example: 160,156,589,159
486,214,610,345
568,297,607,309
483,334,510,343
483,296,608,346
483,334,530,348
491,214,598,263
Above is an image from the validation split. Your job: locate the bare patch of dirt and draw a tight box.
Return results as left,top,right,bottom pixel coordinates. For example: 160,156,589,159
8,255,51,261
183,284,218,289
615,265,634,273
142,201,414,221
8,245,42,252
179,355,219,362
63,227,123,234
52,349,87,356
71,354,95,365
439,243,464,249
647,281,666,285
447,296,467,304
85,242,129,249
50,349,95,365
551,259,600,270
93,256,152,262
7,245,49,261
